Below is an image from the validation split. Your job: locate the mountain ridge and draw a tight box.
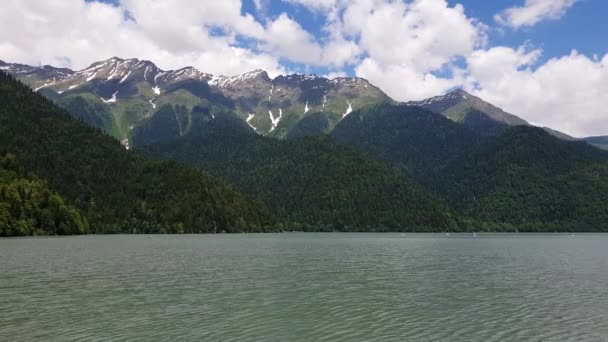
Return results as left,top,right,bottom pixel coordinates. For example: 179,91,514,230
2,57,604,148
1,57,391,140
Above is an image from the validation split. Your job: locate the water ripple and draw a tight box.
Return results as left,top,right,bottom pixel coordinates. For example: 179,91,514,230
1,234,608,341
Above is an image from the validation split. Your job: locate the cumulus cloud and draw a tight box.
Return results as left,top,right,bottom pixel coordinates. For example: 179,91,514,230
344,0,486,100
262,13,358,66
0,0,606,136
323,71,348,79
495,0,579,29
467,47,608,137
0,0,285,76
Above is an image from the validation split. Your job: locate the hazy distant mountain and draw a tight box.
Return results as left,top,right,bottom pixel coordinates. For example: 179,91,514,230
583,136,608,150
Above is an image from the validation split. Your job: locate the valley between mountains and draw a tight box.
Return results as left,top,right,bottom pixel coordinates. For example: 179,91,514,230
1,57,607,236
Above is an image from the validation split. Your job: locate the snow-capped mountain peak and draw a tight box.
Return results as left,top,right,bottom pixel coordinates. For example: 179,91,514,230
209,69,270,88
2,57,392,138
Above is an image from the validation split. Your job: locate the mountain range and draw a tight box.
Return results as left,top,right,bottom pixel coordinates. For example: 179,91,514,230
3,57,604,149
1,58,390,144
1,57,608,235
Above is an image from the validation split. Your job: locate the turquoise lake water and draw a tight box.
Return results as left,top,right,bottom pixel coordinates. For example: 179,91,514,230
1,233,607,341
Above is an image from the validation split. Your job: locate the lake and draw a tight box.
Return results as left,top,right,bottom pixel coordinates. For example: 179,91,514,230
1,233,607,341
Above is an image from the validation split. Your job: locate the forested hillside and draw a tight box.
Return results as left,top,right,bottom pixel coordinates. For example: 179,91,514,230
331,104,480,186
0,154,88,236
0,71,274,235
3,68,608,235
441,127,608,231
143,131,461,232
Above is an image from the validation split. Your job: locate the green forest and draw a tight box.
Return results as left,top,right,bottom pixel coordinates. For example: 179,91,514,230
0,154,88,236
0,72,274,235
2,70,608,236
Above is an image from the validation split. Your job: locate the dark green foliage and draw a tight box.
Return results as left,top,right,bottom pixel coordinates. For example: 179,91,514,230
440,126,608,231
331,104,480,186
143,132,461,232
329,103,608,231
132,104,254,148
131,104,186,146
0,154,88,236
459,110,509,137
584,136,608,150
0,71,274,235
59,95,115,132
286,111,334,140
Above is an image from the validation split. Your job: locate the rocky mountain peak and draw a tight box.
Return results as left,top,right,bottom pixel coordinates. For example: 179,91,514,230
209,69,270,88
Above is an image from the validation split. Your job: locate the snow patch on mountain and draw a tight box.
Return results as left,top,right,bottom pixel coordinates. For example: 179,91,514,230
268,82,274,102
154,72,166,85
269,109,282,132
34,79,56,91
102,91,118,103
144,66,151,82
343,101,353,118
86,72,97,82
119,70,131,84
246,113,257,131
210,69,266,89
153,86,161,95
68,81,85,90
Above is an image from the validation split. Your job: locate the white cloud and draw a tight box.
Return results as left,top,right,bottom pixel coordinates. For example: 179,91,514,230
263,13,324,65
1,0,606,136
356,58,462,101
495,0,579,29
262,12,360,67
0,0,285,76
323,71,347,79
467,47,608,137
343,0,486,100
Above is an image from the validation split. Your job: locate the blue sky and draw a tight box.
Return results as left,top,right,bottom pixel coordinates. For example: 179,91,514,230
2,0,608,136
252,0,606,74
88,0,607,76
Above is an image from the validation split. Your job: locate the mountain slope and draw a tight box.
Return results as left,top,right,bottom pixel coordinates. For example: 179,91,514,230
407,89,575,139
408,89,528,127
439,126,608,231
0,154,88,236
0,71,274,235
2,58,391,142
141,129,461,232
331,103,480,186
406,89,528,136
584,136,608,150
329,103,608,231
